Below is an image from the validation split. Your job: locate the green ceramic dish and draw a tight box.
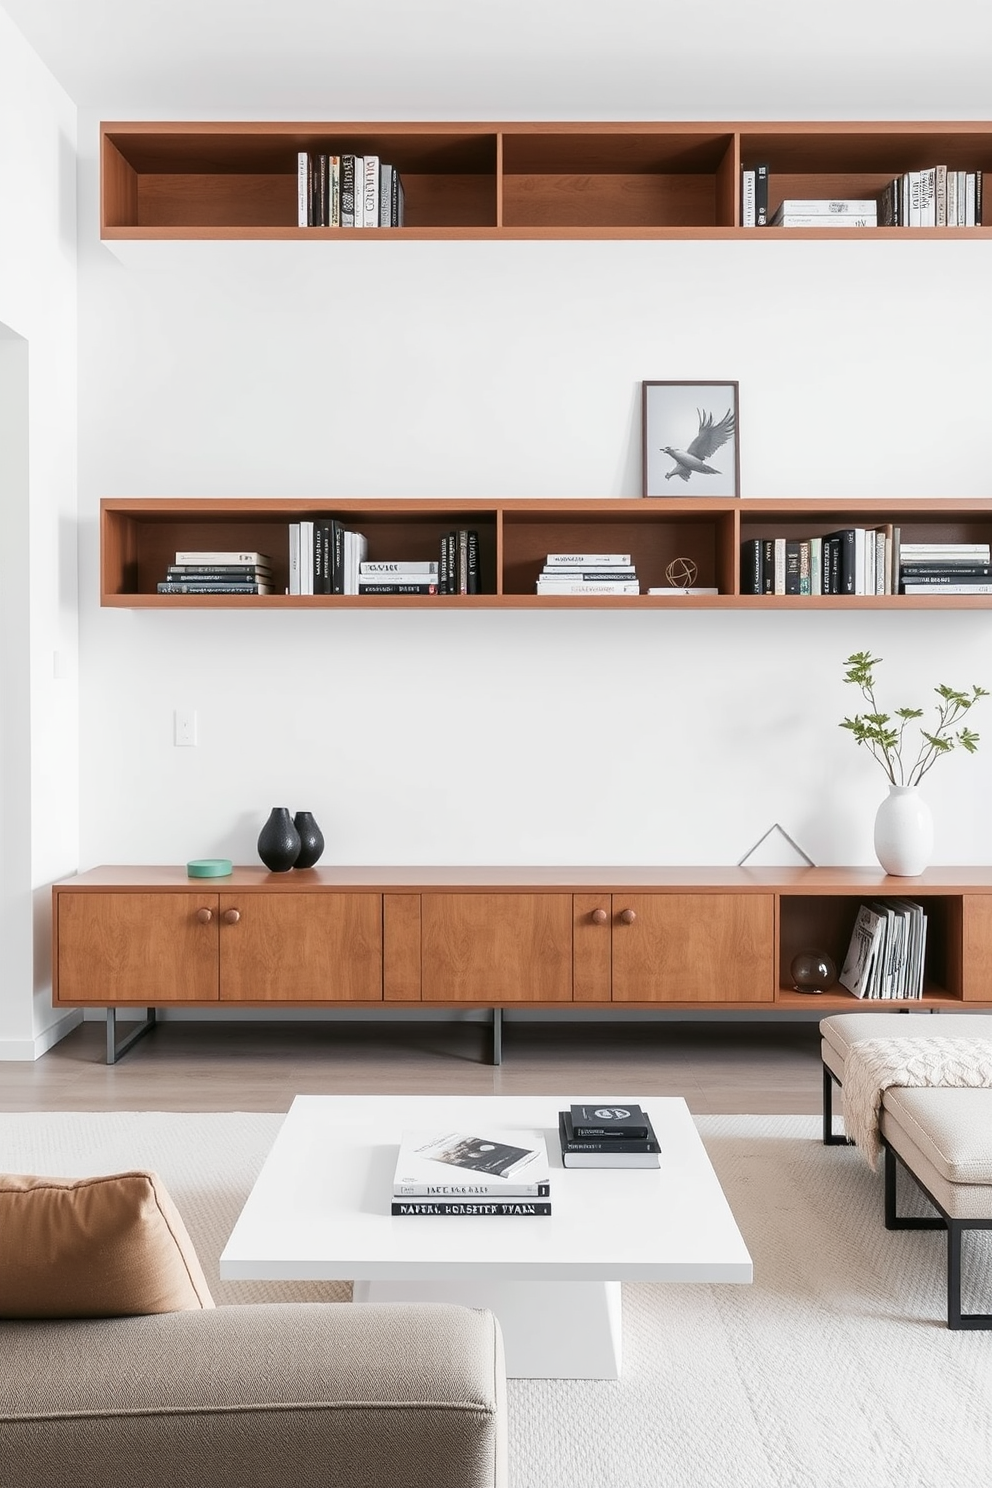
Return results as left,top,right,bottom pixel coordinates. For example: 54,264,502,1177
186,858,233,878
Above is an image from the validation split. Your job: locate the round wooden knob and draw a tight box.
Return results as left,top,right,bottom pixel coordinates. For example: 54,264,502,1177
620,908,637,925
196,908,213,924
591,908,608,924
222,908,241,925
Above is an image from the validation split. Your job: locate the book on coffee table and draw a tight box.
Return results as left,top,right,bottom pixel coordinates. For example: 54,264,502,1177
559,1111,661,1168
393,1130,551,1197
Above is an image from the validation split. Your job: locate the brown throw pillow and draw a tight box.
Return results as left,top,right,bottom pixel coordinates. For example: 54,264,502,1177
0,1170,215,1317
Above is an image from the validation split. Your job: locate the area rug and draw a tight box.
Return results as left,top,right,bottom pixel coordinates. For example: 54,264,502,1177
2,1111,989,1488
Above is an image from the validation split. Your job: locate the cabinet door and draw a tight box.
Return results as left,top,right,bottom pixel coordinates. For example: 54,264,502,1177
218,892,382,1002
55,892,219,1004
421,894,573,1003
610,894,774,1003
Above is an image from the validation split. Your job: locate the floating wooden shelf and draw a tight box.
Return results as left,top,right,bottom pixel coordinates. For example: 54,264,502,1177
101,121,992,241
101,496,992,608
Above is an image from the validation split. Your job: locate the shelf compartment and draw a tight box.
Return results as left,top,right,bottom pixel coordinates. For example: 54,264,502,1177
778,892,958,1001
499,500,737,596
501,130,736,229
102,124,499,233
101,498,499,602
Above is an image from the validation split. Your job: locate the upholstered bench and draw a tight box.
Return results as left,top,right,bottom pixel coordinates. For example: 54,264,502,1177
881,1086,992,1329
819,1012,992,1145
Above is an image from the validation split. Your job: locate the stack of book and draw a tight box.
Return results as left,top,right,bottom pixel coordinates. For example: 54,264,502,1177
297,152,405,228
289,520,368,595
536,553,639,596
156,550,273,595
558,1103,660,1168
878,167,983,227
741,527,897,597
391,1130,551,1216
898,542,992,596
838,900,928,1000
770,198,877,228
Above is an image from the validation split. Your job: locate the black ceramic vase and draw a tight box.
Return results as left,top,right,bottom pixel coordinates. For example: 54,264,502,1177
257,807,301,872
292,811,325,870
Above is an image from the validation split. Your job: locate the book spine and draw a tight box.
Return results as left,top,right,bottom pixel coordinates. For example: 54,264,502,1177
360,562,440,576
901,583,992,595
761,539,775,594
391,1201,552,1216
438,535,449,594
393,171,404,227
784,539,801,595
297,152,309,227
357,582,438,595
166,569,271,581
741,168,755,227
328,156,340,226
174,551,270,564
899,564,992,577
798,539,811,595
563,1139,660,1153
363,155,380,227
545,554,632,566
379,163,393,226
394,1181,551,1199
340,155,357,227
754,162,769,225
741,538,762,595
157,583,268,594
466,530,480,594
773,536,786,595
935,164,947,227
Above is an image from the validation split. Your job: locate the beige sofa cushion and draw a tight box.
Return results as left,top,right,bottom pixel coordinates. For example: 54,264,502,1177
0,1170,214,1317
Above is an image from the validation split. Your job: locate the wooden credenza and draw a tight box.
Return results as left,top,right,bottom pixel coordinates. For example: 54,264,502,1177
52,865,992,1061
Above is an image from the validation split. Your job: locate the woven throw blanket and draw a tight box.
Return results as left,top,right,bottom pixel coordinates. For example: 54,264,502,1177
842,1035,992,1169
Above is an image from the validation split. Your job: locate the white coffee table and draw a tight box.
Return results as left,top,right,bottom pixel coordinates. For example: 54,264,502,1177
220,1093,751,1379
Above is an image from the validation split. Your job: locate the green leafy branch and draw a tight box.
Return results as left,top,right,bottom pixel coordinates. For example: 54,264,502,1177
840,651,988,787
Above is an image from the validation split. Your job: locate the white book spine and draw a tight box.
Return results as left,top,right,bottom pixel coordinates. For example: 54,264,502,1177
545,553,632,566
363,156,379,228
935,165,947,226
773,537,786,595
741,169,755,227
536,582,640,595
965,173,977,226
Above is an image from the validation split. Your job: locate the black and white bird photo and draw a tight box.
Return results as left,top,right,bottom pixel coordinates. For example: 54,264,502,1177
660,406,736,483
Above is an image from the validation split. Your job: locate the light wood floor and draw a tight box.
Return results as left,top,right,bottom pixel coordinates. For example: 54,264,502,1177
2,1017,825,1114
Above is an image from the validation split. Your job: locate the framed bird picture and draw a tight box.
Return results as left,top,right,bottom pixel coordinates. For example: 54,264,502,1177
642,381,740,498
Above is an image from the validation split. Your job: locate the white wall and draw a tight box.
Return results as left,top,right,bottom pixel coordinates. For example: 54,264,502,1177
74,123,992,886
0,7,78,1058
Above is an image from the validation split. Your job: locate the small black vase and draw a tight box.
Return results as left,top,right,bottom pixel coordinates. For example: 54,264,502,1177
292,811,325,870
257,807,301,872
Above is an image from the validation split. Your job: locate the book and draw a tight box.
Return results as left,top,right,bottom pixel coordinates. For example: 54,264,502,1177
379,163,394,226
359,561,440,576
299,520,313,596
569,1103,650,1138
560,1113,659,1153
772,214,876,228
898,543,991,554
898,564,992,576
741,538,762,595
166,565,272,578
839,904,888,999
770,199,878,219
297,151,309,227
357,582,438,595
544,553,632,567
536,582,640,595
362,155,380,227
174,550,271,566
901,582,992,595
156,582,272,594
646,587,720,596
561,1148,660,1170
391,1200,551,1216
741,168,756,227
539,568,638,582
328,155,340,226
784,539,801,595
393,1130,550,1189
394,1175,550,1199
754,162,769,225
340,155,357,227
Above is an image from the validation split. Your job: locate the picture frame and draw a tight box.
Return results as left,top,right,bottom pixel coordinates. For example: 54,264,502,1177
642,381,740,498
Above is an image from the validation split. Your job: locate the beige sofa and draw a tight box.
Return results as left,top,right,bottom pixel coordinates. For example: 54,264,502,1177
0,1301,508,1488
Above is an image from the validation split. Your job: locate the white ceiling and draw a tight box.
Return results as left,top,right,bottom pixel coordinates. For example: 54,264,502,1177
4,0,992,119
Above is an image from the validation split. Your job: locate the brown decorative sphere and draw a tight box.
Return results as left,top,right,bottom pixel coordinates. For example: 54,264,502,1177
665,557,698,589
790,951,838,994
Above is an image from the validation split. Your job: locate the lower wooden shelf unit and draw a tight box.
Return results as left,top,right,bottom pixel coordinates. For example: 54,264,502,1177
52,866,992,1054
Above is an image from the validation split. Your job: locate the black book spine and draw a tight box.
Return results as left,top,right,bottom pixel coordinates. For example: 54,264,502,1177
331,520,345,594
438,534,449,594
755,163,769,226
899,565,992,580
391,1201,552,1216
784,539,801,595
741,538,762,595
467,530,480,594
761,539,775,594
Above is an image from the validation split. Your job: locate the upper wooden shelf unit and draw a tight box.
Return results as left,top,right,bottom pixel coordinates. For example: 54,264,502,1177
100,121,992,240
101,496,992,609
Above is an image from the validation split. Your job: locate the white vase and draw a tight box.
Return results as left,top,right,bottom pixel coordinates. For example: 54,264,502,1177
873,785,934,876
